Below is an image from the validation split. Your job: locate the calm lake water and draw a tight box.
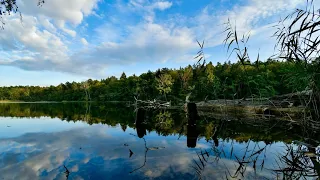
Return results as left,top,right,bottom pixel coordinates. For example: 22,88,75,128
0,103,319,180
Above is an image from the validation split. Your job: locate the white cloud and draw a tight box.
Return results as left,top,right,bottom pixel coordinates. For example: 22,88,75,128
0,0,312,79
220,0,305,33
0,14,70,72
125,0,173,22
0,15,67,54
17,0,100,25
63,27,77,37
38,16,56,32
152,1,173,11
51,19,77,37
219,0,305,60
188,0,305,49
81,38,89,45
75,22,196,69
0,0,102,76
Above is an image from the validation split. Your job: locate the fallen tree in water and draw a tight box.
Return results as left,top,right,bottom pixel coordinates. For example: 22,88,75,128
133,92,315,123
192,89,319,122
134,96,170,110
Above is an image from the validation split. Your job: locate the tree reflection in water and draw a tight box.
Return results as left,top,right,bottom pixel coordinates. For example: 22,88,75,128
128,108,166,173
135,108,147,138
187,103,200,148
0,102,319,179
130,103,319,179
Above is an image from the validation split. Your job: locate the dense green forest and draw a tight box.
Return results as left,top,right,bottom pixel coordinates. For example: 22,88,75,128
0,59,319,102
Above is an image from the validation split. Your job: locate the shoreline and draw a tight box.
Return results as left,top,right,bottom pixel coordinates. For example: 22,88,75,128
0,101,95,104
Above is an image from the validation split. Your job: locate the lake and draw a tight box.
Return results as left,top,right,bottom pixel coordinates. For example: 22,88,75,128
0,103,319,180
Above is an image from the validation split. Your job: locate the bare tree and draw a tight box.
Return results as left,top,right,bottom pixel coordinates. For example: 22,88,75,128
81,81,91,102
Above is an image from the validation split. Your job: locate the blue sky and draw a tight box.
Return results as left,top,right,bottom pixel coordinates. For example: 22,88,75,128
0,0,311,86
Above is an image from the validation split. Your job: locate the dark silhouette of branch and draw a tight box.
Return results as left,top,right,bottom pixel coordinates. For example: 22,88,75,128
63,165,70,180
191,150,210,180
129,133,165,173
129,133,149,173
129,149,134,158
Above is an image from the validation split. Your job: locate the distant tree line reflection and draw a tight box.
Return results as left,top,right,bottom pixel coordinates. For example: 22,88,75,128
1,102,318,144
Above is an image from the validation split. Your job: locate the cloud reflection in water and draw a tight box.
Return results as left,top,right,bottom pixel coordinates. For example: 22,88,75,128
0,118,288,180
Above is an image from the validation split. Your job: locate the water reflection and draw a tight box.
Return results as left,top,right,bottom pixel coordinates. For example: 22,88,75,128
187,103,199,148
0,102,319,179
135,108,147,138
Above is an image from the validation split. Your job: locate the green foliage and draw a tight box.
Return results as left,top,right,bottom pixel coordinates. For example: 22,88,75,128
0,60,318,102
155,111,174,133
0,0,19,16
156,73,174,99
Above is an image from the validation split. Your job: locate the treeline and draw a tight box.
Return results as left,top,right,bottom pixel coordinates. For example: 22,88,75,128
0,59,319,102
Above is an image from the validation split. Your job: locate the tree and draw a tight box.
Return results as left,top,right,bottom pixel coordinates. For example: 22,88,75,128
156,73,174,101
81,81,91,102
205,62,215,82
120,72,127,80
180,65,193,89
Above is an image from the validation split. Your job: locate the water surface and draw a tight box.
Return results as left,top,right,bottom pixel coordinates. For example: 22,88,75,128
0,103,319,179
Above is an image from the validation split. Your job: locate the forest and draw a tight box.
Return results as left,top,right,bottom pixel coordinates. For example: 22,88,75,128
0,58,319,103
0,0,319,108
